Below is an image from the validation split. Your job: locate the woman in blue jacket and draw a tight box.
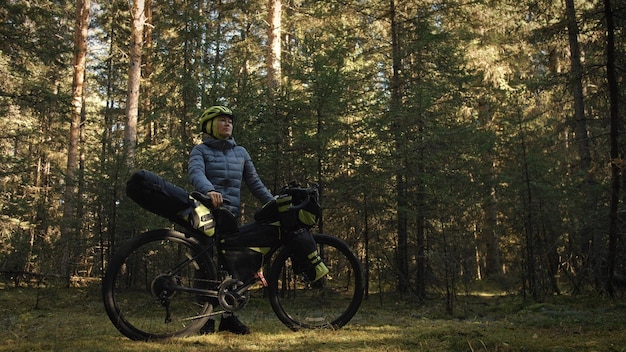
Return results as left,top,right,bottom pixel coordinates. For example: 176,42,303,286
189,105,274,217
189,105,327,335
189,105,273,335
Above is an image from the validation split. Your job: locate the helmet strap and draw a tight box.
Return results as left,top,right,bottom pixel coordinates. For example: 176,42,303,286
210,118,227,140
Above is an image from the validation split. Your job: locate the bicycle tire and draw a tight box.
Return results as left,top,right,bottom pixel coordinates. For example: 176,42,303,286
102,229,217,341
268,233,364,330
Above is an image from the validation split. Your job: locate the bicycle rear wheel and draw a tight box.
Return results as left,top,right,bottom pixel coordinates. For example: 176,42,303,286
268,233,364,330
102,229,217,341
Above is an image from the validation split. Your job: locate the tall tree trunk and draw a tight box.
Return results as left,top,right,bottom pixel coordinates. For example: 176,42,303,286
604,0,621,297
316,107,325,234
62,0,90,286
477,99,502,279
518,108,538,299
565,0,598,289
143,0,153,143
101,3,118,265
267,0,281,96
209,0,223,102
181,18,192,153
389,0,409,293
267,0,289,194
364,192,370,298
125,0,145,167
415,144,426,299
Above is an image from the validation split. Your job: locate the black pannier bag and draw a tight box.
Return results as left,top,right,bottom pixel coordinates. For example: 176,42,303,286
253,183,328,282
126,170,215,236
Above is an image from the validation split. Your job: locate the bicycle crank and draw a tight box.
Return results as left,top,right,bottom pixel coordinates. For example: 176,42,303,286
217,278,249,312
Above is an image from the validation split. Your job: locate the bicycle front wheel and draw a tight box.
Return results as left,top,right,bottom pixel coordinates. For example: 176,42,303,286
268,233,364,330
102,229,217,341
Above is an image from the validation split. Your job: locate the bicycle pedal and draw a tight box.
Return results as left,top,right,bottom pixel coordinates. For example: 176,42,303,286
254,271,268,287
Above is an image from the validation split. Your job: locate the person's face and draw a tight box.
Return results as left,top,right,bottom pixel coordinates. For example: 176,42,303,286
215,115,233,138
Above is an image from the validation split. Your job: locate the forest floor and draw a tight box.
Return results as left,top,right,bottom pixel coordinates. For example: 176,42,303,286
1,284,625,352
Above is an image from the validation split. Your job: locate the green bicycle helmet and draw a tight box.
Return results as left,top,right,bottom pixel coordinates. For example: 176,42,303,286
199,105,234,134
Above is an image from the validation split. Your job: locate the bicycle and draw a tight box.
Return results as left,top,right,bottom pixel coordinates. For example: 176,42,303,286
102,182,364,341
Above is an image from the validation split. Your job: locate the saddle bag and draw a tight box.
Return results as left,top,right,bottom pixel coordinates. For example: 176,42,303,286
126,170,215,236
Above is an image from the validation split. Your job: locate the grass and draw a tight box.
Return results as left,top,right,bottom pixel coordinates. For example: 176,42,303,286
1,284,626,351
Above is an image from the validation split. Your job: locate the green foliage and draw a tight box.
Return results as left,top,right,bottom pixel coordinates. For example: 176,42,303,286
0,0,73,278
1,0,625,306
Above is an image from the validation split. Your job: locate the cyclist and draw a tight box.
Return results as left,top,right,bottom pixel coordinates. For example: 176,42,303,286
189,105,273,335
189,105,328,335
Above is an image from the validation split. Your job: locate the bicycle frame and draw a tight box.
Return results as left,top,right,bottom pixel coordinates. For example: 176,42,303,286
172,215,285,314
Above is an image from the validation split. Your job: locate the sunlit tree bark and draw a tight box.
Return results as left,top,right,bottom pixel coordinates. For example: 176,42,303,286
267,0,281,96
143,0,153,143
62,0,90,285
124,0,145,166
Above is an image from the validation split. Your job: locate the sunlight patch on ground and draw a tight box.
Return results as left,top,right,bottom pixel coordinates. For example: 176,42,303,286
463,291,509,297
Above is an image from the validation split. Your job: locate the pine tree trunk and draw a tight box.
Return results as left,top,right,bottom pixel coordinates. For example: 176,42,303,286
267,0,282,95
143,0,153,143
125,0,145,167
604,0,621,298
62,0,90,286
389,0,409,294
565,0,598,290
476,99,502,279
267,0,288,194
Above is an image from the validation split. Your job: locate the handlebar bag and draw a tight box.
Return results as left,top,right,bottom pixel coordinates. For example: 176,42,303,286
254,187,321,232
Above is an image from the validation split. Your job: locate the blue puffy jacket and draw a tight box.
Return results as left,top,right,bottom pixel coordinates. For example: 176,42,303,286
188,137,274,216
